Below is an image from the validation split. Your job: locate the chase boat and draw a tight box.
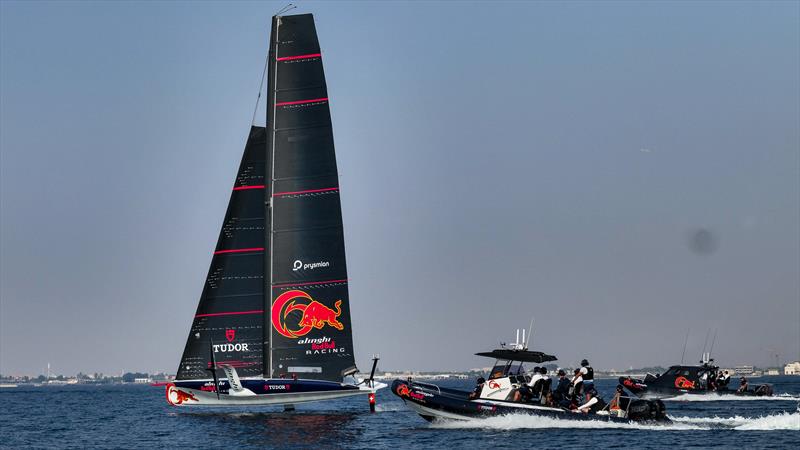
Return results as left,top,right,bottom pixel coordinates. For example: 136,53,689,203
620,358,773,400
392,331,669,424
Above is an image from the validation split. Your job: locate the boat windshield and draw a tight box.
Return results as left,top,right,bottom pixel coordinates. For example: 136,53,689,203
488,360,526,379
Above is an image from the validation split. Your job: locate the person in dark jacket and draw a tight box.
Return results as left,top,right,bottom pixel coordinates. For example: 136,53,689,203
553,369,571,407
469,377,485,400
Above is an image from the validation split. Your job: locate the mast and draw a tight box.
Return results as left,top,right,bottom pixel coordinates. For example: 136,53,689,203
264,14,279,380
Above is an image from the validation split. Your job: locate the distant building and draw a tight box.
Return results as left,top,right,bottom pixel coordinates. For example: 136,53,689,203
734,365,754,376
785,361,800,375
134,378,152,384
765,369,780,376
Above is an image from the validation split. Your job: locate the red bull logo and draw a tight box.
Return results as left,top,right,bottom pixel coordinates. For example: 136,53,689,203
165,384,199,405
271,289,345,338
675,376,696,389
396,384,411,397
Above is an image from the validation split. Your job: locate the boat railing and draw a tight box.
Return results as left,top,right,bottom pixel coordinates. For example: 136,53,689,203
409,380,441,395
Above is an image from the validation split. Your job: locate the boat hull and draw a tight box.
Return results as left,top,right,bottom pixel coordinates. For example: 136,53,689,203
391,379,669,424
166,378,377,407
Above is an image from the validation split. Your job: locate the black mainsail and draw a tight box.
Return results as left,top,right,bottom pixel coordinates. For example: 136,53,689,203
266,14,356,382
175,13,357,388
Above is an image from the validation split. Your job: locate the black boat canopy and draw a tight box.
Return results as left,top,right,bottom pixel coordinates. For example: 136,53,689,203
475,349,557,363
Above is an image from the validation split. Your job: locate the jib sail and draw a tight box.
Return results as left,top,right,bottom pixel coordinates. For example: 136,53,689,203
266,14,357,381
176,126,267,380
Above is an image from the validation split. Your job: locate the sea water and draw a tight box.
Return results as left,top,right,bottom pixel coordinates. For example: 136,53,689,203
1,377,798,448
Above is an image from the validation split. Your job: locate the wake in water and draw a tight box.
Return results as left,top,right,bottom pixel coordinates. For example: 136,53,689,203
670,412,800,431
663,393,800,402
430,412,800,432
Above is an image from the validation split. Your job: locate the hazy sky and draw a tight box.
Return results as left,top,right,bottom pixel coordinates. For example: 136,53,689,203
1,1,798,376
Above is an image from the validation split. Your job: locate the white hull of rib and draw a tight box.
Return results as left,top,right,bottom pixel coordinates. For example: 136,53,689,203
167,383,385,407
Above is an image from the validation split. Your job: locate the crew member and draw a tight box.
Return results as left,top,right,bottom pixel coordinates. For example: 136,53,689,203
553,369,571,407
719,370,731,388
577,359,594,390
608,384,629,415
576,389,606,414
570,368,584,402
469,377,485,400
737,376,749,394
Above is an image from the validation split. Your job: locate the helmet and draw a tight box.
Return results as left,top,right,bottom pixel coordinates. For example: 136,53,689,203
534,366,540,372
540,368,548,374
477,377,485,384
581,359,589,366
616,384,624,392
558,370,566,376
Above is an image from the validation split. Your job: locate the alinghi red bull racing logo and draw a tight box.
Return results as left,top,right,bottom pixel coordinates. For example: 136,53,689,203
271,289,344,338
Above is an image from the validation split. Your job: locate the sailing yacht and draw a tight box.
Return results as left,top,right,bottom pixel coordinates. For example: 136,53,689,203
166,13,383,407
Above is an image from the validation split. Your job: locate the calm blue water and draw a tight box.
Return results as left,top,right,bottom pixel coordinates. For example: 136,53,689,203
2,377,798,449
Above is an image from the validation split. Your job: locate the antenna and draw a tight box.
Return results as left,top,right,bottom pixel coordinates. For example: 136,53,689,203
275,3,296,16
527,317,534,350
700,329,711,360
680,327,690,365
708,329,718,358
515,329,520,348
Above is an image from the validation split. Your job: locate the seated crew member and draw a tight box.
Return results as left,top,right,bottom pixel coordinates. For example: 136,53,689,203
511,383,534,403
608,384,630,415
553,369,571,407
469,377,485,400
708,371,718,391
570,368,584,402
578,359,594,390
535,367,551,401
576,389,606,414
529,367,543,397
719,370,731,388
543,391,555,407
737,376,749,394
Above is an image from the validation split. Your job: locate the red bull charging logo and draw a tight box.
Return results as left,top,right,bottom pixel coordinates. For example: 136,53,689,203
271,289,345,338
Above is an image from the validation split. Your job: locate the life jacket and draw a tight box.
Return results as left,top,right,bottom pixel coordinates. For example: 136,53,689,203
583,366,594,381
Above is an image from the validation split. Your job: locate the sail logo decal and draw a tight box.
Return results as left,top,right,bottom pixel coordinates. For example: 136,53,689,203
292,259,330,271
674,376,696,389
271,290,344,338
225,329,236,342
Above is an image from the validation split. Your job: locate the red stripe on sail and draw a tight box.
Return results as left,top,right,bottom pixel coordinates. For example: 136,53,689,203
195,310,264,318
213,247,265,255
273,187,338,197
277,53,322,61
275,97,328,107
233,185,265,191
273,278,348,288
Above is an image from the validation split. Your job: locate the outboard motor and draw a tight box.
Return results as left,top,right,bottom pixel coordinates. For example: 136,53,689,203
626,399,668,422
754,384,773,396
